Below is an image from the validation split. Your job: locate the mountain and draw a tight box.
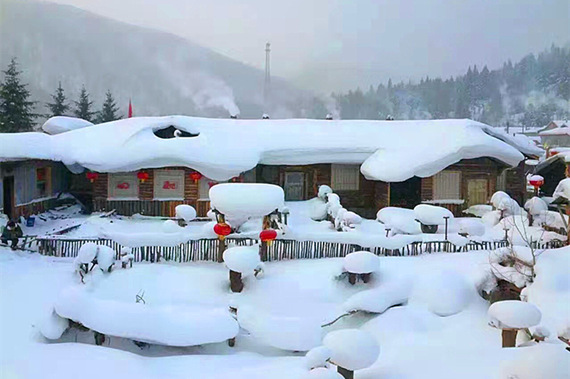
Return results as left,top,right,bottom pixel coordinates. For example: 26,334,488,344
0,0,315,121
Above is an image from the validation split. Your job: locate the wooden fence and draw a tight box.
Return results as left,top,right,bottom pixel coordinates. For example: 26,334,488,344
31,236,565,263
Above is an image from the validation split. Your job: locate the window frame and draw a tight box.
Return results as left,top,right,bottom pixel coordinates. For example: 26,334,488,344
433,170,462,200
153,169,185,200
108,173,139,200
331,164,360,191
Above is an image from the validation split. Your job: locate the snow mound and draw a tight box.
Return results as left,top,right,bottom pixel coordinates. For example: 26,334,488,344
210,183,284,218
340,211,362,226
309,198,328,221
223,246,261,275
377,207,421,235
237,305,322,351
175,204,196,222
304,368,344,379
499,343,569,379
322,329,379,371
488,301,542,329
481,210,502,227
304,346,332,369
343,251,380,274
412,269,473,316
162,219,182,233
463,204,493,217
553,178,570,202
491,191,511,208
413,204,453,225
524,197,548,216
96,245,115,272
456,218,486,236
76,242,98,264
39,309,69,340
343,281,409,314
42,116,93,135
54,286,238,346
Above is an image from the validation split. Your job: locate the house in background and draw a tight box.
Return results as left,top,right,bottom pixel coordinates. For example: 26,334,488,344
538,120,570,148
0,116,542,219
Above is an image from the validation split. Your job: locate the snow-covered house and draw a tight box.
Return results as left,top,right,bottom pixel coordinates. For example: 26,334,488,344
0,116,541,218
538,120,570,147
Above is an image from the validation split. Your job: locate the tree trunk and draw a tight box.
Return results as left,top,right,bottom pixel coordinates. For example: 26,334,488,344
337,366,354,379
348,273,357,285
217,238,226,263
502,329,517,347
361,273,371,283
229,270,243,293
259,241,268,262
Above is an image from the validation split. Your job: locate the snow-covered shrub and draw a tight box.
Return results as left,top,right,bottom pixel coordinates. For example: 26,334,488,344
553,177,570,201
491,191,523,217
175,204,197,223
524,197,548,217
481,210,502,227
309,198,328,221
456,218,486,236
120,247,134,269
376,207,421,235
322,329,379,372
488,246,536,288
74,243,116,281
318,185,332,201
413,204,453,226
96,245,115,272
76,242,99,265
314,187,363,232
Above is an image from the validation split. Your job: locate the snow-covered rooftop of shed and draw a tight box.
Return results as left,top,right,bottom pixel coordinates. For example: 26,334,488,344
0,116,534,182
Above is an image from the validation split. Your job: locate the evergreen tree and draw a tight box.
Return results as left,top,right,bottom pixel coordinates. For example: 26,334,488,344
96,90,121,123
46,82,69,117
0,58,37,132
73,85,95,122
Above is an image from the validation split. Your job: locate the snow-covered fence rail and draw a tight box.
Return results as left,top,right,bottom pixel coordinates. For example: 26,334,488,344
31,237,566,263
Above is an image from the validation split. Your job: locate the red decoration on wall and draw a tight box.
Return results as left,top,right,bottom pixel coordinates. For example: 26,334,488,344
213,222,232,240
117,182,130,190
162,181,176,190
189,171,203,183
86,172,99,183
259,229,278,245
137,171,150,183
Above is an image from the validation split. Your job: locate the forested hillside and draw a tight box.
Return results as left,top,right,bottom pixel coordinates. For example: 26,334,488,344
333,45,569,128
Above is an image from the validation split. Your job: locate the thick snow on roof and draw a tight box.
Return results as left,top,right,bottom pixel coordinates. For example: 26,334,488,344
539,126,570,136
0,116,527,182
42,116,94,135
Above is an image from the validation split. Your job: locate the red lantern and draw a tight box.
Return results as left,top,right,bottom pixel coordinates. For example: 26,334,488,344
259,229,277,245
529,176,544,188
214,222,232,240
137,171,150,183
86,172,99,183
189,171,203,183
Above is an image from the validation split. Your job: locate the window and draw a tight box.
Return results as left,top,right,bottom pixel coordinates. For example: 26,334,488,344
497,170,508,191
36,167,52,197
153,170,184,200
199,177,211,199
433,171,461,200
108,173,138,199
331,164,360,191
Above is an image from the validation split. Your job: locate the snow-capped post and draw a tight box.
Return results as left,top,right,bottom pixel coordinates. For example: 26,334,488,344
488,300,541,348
223,246,261,293
322,329,380,379
343,251,380,285
528,175,544,197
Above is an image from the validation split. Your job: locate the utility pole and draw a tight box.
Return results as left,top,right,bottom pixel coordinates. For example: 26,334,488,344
264,42,271,112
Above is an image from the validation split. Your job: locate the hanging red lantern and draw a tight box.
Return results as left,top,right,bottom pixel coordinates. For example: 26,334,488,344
259,229,277,245
86,172,99,183
214,222,232,240
528,175,544,188
137,171,150,183
189,171,203,183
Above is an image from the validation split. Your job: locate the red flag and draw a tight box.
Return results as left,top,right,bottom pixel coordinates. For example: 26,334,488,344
128,99,133,118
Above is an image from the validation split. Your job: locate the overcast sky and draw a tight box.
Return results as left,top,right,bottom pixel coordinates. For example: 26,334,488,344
44,0,569,92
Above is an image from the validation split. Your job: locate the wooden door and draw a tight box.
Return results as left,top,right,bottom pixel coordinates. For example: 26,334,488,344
467,179,488,206
284,172,305,201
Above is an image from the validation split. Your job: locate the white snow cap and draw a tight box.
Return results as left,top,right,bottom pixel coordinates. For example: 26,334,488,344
323,329,380,371
76,242,99,264
0,116,525,182
162,219,182,233
343,251,380,274
223,246,261,275
377,207,421,234
553,178,570,202
304,368,344,379
305,346,333,369
413,204,453,225
318,185,332,200
463,204,493,217
42,116,93,135
210,183,284,218
524,197,548,216
39,309,69,340
528,174,544,183
96,245,115,272
175,204,197,222
488,300,542,329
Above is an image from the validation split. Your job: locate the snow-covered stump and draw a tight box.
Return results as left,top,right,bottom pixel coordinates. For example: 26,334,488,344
488,300,542,348
223,246,261,293
413,204,454,235
322,329,379,379
343,252,380,285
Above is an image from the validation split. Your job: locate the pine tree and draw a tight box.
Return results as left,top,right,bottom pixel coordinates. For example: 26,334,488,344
0,58,37,132
46,82,70,117
73,85,95,122
95,90,121,123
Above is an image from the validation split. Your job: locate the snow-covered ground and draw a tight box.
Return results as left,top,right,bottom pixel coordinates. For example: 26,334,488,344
1,246,568,379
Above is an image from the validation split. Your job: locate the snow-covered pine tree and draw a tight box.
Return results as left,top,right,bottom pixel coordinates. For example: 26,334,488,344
0,58,37,133
46,82,70,117
95,90,121,123
73,85,95,122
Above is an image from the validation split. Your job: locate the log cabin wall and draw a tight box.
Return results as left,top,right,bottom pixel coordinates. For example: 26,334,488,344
504,160,528,205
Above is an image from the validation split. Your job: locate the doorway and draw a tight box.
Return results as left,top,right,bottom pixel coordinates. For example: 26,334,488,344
3,176,15,219
467,178,488,206
390,177,421,208
284,172,305,201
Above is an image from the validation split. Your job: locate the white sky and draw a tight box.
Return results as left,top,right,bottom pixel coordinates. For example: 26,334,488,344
43,0,569,92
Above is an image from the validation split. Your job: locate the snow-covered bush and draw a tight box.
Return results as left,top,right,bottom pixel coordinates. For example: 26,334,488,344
413,204,454,226
491,191,523,218
223,245,262,292
524,197,548,217
376,207,421,235
313,186,363,232
456,218,486,236
310,198,329,221
120,247,134,269
322,329,379,372
73,243,116,281
553,177,570,201
96,245,115,273
175,204,196,223
318,185,332,201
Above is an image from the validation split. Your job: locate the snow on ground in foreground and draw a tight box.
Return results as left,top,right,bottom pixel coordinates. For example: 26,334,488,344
1,247,568,378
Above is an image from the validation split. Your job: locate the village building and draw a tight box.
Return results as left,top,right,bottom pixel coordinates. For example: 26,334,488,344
0,116,542,219
538,120,570,148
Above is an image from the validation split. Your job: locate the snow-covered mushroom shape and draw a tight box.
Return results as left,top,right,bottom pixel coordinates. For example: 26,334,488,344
175,204,197,226
305,346,333,369
413,204,453,233
343,251,380,285
223,246,261,292
162,219,182,233
524,197,548,225
96,245,115,273
323,329,379,379
553,178,570,202
488,300,542,347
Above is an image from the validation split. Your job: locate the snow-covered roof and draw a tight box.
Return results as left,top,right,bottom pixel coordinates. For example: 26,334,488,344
42,116,94,135
539,126,570,136
0,116,533,182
